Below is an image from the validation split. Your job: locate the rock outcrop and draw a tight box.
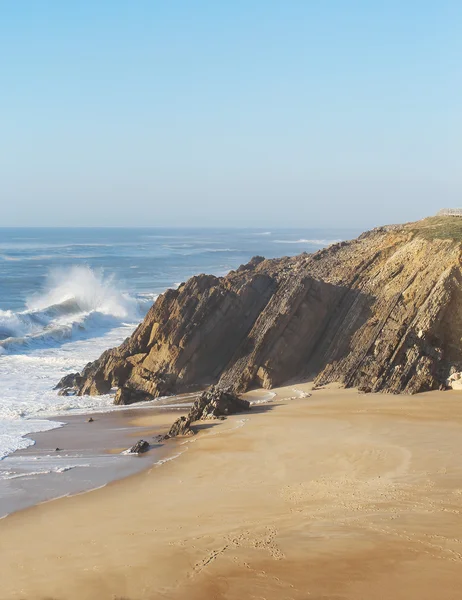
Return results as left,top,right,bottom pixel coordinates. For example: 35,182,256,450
164,386,250,439
56,217,462,400
127,440,150,454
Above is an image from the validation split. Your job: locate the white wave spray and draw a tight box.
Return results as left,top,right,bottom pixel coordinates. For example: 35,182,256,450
0,266,144,352
27,265,138,317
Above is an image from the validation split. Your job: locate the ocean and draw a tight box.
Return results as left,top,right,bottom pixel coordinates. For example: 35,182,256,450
0,226,358,493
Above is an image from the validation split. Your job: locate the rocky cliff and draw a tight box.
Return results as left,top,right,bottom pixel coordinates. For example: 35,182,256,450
57,217,462,402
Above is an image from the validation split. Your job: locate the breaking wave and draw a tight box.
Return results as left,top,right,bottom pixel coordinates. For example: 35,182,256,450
0,266,146,353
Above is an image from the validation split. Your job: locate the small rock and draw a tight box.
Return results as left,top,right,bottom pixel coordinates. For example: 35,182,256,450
127,440,150,454
162,415,193,439
88,417,94,423
358,385,372,394
54,372,82,391
58,388,73,396
55,448,61,452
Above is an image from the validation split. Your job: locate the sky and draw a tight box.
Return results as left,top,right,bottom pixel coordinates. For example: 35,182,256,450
1,1,460,228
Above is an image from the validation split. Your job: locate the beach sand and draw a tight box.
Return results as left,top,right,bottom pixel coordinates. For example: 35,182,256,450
2,384,462,599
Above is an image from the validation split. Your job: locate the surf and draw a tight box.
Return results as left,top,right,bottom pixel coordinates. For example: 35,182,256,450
0,266,147,353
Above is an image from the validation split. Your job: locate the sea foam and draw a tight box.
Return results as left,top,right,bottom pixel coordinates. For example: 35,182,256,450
0,266,147,461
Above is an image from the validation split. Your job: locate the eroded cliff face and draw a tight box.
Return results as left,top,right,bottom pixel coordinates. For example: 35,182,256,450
57,218,462,402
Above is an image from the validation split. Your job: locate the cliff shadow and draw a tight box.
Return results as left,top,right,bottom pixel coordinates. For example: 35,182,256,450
235,279,376,390
300,281,376,381
189,404,276,434
247,403,278,415
192,421,224,433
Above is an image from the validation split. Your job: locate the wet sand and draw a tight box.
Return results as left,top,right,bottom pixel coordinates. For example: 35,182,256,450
0,397,194,517
2,384,462,599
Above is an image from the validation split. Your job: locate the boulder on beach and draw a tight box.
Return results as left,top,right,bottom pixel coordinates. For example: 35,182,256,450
127,440,150,454
163,386,250,439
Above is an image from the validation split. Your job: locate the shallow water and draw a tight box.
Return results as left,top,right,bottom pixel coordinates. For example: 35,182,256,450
0,405,188,518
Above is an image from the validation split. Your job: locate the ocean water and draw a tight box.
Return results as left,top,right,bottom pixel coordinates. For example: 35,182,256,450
0,227,358,470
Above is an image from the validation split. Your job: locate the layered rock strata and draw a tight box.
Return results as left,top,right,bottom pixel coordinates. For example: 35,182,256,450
56,217,462,401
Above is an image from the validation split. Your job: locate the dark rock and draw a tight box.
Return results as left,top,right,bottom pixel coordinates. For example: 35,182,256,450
187,385,250,422
127,440,150,454
55,448,61,452
58,388,76,397
88,417,94,422
114,387,152,406
164,386,250,439
358,385,372,394
54,372,82,390
163,416,193,439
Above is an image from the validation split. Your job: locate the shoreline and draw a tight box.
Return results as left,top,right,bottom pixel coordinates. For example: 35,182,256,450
1,385,285,522
0,388,275,518
4,383,462,599
0,395,197,518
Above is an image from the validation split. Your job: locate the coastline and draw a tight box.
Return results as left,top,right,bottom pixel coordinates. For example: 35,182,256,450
0,389,274,518
3,383,462,599
0,395,196,518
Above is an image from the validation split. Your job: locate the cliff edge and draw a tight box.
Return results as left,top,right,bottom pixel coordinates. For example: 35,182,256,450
57,217,462,402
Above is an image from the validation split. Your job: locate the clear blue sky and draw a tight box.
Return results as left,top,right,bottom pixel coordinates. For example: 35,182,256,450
1,1,460,228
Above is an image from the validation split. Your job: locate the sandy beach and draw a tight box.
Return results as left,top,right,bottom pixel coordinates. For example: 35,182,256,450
2,383,462,599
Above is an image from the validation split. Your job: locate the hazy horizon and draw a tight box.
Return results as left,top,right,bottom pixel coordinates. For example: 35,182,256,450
0,216,442,231
1,1,460,229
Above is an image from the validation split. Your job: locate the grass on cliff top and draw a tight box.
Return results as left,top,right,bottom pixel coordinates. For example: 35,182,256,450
408,216,462,242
